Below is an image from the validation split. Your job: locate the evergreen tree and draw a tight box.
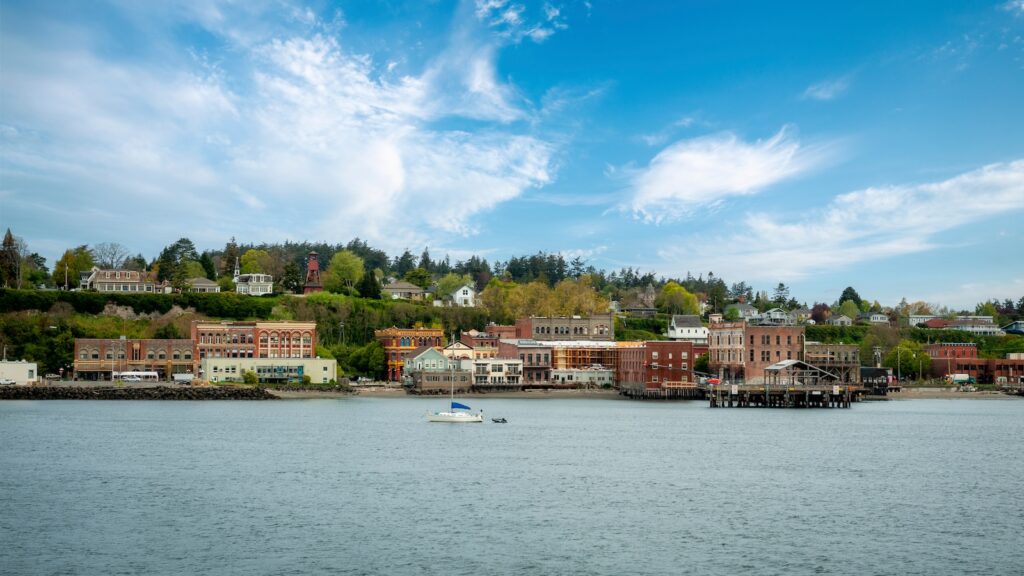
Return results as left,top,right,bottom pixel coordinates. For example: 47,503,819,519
357,268,382,299
199,252,217,280
281,261,303,293
221,237,240,276
394,250,416,277
418,248,432,272
839,287,862,308
1,229,17,287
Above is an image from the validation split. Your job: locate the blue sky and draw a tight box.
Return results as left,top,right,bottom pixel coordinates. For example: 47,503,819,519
1,0,1023,309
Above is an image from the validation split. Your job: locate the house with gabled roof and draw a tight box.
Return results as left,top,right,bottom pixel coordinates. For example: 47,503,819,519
383,280,426,300
667,315,708,345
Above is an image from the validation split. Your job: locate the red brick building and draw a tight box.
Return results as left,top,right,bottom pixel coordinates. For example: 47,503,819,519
745,325,804,383
924,342,978,377
192,321,317,364
938,357,1024,384
644,341,695,389
73,338,195,380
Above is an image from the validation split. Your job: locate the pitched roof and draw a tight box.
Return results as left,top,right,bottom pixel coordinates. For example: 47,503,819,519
384,280,425,292
671,315,703,328
403,345,439,360
188,277,218,287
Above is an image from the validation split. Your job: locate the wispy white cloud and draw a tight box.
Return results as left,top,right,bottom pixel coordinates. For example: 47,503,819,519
637,115,703,146
474,0,568,44
1003,0,1024,16
802,75,851,101
624,126,833,223
660,160,1024,281
559,245,607,262
0,2,556,256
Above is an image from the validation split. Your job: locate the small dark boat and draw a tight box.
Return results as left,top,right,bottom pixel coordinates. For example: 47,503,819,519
491,417,507,424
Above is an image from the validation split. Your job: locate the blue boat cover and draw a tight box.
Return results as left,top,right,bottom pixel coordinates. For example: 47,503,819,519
451,402,471,410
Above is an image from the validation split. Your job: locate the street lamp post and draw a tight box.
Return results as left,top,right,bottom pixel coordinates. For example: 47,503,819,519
340,322,345,346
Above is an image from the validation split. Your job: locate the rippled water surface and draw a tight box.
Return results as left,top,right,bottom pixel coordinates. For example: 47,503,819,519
2,397,1022,575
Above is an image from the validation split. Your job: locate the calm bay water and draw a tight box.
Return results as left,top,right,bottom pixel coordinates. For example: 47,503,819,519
1,397,1022,576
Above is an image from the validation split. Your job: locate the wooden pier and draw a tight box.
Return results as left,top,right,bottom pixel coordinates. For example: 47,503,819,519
619,385,704,400
708,384,860,408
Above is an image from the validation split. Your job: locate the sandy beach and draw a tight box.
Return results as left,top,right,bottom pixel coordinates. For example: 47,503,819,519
887,387,1021,400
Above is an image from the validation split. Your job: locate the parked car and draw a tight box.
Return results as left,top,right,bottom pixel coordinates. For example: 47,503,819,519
0,378,16,385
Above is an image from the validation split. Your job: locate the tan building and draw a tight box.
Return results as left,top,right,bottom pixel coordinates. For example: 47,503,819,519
81,267,157,293
191,321,317,363
708,317,746,381
515,313,614,341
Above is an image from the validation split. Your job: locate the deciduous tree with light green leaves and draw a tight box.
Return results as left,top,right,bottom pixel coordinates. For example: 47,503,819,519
240,249,273,274
883,340,931,381
656,281,700,315
837,299,860,321
324,250,365,294
435,273,473,300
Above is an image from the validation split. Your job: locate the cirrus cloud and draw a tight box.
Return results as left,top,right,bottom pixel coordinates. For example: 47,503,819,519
659,160,1024,281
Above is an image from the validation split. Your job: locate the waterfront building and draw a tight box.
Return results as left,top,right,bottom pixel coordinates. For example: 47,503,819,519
401,347,471,392
201,357,336,384
73,338,194,381
191,321,317,366
0,359,39,385
745,325,805,384
937,355,1024,385
515,313,614,341
551,367,614,388
615,343,646,389
708,316,746,382
472,357,523,389
803,342,861,383
644,340,694,388
667,315,708,345
498,339,552,386
375,327,444,381
925,342,979,377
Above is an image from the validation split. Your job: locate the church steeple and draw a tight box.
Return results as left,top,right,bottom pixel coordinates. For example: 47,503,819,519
233,257,240,283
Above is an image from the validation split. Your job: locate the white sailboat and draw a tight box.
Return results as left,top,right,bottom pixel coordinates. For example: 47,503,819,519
427,358,483,423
